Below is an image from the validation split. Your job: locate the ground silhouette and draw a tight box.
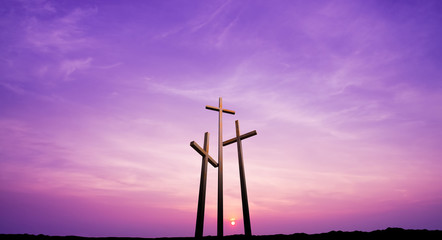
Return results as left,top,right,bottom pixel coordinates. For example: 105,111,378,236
2,228,442,240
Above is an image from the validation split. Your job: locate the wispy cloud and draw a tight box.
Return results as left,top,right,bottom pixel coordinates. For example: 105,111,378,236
94,62,123,70
190,0,232,32
19,0,56,14
21,4,97,53
60,57,92,80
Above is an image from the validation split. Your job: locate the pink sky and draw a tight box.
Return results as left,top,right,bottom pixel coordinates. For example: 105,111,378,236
1,0,442,237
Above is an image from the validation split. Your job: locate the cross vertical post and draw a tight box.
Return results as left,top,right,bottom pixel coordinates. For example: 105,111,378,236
217,98,223,238
206,97,235,237
223,120,257,237
191,132,218,238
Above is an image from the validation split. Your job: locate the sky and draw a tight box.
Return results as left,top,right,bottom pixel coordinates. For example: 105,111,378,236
1,0,442,238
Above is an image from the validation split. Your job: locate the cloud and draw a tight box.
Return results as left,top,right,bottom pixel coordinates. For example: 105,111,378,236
0,82,26,95
153,0,240,49
19,0,57,14
190,0,232,32
215,15,239,48
95,62,123,70
60,57,92,80
24,6,97,53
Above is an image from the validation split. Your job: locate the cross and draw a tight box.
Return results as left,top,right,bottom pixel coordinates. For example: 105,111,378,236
223,120,257,237
190,132,218,238
205,97,235,237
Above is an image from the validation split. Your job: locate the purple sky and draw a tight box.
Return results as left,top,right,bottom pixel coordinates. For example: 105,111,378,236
1,0,442,238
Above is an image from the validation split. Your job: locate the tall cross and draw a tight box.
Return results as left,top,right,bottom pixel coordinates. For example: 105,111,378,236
205,97,235,237
190,132,218,238
223,120,257,237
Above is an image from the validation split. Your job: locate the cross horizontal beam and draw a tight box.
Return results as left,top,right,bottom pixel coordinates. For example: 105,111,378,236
190,141,218,168
205,105,235,115
223,130,257,146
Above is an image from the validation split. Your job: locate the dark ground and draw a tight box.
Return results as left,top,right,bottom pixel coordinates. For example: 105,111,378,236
2,228,442,240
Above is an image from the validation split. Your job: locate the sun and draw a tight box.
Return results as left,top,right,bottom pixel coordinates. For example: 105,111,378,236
230,218,236,226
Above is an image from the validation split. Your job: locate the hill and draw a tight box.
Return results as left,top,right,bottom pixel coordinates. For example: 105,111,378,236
2,228,442,240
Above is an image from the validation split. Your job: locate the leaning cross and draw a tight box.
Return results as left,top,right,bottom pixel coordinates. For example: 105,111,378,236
206,97,235,237
190,132,218,238
223,120,257,237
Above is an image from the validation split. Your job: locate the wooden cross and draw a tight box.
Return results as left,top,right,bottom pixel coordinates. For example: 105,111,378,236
205,97,235,237
190,132,218,238
223,120,257,237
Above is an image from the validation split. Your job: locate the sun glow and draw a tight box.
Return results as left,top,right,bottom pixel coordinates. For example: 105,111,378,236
230,218,236,226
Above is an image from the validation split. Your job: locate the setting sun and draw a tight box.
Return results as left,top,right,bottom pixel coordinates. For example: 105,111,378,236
230,218,236,226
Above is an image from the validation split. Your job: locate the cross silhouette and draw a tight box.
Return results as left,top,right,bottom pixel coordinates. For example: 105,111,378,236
205,97,235,237
223,120,257,237
190,132,218,238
